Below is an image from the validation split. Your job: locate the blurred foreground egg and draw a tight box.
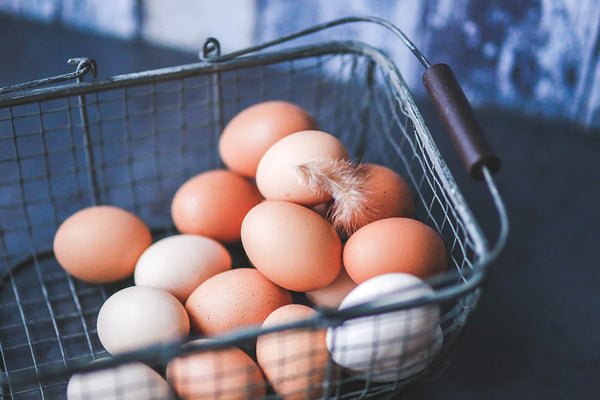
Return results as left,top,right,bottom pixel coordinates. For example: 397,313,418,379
97,286,190,354
219,101,319,178
257,304,332,400
134,234,231,302
67,362,174,400
171,169,263,243
326,273,442,382
167,339,265,400
53,205,152,283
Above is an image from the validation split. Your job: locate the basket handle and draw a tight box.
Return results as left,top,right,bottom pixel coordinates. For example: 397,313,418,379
422,63,501,180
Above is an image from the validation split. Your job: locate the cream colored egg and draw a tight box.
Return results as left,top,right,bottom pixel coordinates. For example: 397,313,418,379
255,130,350,206
66,362,174,400
134,234,231,303
97,286,190,354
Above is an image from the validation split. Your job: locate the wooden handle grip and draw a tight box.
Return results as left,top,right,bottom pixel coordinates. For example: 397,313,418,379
422,63,500,179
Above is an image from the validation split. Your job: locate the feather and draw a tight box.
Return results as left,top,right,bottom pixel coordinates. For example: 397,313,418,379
296,158,375,238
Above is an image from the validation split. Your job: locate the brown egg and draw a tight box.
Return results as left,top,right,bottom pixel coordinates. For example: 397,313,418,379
171,169,263,243
167,339,265,400
343,217,449,284
218,101,319,178
305,267,357,309
185,268,292,336
53,205,152,283
361,163,416,224
255,130,350,206
256,304,333,400
241,200,342,292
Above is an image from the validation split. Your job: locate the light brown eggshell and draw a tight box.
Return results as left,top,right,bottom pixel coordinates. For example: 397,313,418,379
255,130,350,206
185,268,292,336
171,169,264,243
256,304,333,400
96,286,190,355
305,267,357,309
167,339,265,400
53,205,152,283
361,163,416,224
218,101,319,178
134,234,232,303
241,200,342,292
343,217,449,284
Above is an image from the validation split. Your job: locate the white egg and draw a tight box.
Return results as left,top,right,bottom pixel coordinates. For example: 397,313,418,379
97,286,190,355
66,362,174,400
325,273,443,382
134,234,231,303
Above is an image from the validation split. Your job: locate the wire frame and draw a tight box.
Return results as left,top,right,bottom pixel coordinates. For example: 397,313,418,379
0,42,490,400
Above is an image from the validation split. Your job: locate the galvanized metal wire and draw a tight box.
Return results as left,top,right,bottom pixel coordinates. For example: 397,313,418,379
0,17,507,400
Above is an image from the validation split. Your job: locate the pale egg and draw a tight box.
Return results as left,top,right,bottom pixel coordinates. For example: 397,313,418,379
255,130,350,206
96,286,190,354
134,234,231,303
66,362,174,400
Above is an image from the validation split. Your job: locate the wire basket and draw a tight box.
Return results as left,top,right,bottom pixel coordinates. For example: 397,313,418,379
0,16,507,400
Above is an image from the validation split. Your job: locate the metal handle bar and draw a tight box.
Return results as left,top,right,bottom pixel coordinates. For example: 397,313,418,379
210,15,500,180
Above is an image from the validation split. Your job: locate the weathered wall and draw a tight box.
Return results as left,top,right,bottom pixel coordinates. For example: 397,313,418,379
1,0,599,128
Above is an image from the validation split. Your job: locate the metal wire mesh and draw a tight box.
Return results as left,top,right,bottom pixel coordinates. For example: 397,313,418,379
0,39,498,400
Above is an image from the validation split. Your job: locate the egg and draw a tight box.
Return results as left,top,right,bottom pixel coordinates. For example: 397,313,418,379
359,163,416,225
255,130,350,206
305,267,357,309
97,286,190,354
167,339,265,400
134,234,231,303
185,268,292,336
326,273,443,382
343,217,448,284
256,304,333,400
241,200,342,292
53,205,152,283
66,362,174,400
218,101,319,178
171,169,264,243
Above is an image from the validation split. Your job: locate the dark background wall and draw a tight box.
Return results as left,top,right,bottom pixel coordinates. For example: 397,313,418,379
1,0,599,129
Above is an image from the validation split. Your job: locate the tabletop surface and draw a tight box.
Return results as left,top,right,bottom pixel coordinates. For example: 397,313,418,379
1,14,599,400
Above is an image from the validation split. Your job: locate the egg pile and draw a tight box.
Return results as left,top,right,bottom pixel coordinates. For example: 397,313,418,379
56,101,449,400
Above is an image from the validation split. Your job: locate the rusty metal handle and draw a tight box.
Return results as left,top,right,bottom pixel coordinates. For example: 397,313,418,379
423,63,501,180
